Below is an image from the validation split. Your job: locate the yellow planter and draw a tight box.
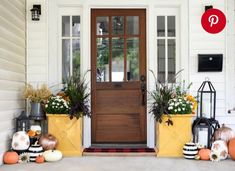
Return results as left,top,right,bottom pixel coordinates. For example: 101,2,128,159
47,114,83,156
156,114,194,157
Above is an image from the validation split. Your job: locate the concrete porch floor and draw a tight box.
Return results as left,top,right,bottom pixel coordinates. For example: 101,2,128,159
1,156,235,171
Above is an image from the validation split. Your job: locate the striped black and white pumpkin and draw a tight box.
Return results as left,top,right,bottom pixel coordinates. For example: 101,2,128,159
28,144,43,162
183,142,198,159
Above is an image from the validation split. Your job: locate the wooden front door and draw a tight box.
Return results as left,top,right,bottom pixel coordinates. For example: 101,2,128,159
91,9,146,143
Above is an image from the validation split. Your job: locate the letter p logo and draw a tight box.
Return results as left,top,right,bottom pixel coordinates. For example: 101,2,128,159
201,8,226,34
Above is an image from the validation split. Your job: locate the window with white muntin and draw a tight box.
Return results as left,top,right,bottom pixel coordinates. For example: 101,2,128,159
157,14,177,83
61,15,81,82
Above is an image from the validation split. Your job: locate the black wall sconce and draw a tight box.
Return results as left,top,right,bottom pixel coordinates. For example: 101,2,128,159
30,4,41,21
205,5,213,12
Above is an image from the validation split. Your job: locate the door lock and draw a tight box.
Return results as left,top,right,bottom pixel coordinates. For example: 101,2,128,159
140,75,146,105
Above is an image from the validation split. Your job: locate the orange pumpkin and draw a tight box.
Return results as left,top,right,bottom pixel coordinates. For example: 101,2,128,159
36,155,45,164
27,130,36,137
3,151,19,164
228,138,235,160
198,148,211,160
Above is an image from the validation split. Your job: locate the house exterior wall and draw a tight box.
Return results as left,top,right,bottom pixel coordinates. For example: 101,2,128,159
27,0,48,86
0,0,26,164
26,0,235,147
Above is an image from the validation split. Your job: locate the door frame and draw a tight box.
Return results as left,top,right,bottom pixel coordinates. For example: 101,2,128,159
90,9,147,144
83,6,156,148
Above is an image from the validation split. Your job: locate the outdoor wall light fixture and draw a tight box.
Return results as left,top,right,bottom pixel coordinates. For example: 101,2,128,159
30,4,41,21
205,5,213,11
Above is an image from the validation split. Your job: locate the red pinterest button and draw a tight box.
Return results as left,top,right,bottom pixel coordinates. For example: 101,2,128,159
201,8,226,34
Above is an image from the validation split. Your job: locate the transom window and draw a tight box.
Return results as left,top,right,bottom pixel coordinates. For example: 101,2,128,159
157,15,177,83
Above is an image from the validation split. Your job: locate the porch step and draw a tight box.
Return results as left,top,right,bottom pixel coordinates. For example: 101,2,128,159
82,147,157,157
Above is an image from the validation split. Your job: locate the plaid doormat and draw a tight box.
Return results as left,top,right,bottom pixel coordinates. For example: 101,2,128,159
83,148,156,153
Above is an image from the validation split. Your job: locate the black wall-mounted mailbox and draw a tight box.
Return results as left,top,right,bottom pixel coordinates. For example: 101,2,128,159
198,54,223,72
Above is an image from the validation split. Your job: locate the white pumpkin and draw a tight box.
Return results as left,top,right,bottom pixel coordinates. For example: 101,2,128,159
43,150,62,162
210,140,228,161
11,131,30,150
30,125,42,135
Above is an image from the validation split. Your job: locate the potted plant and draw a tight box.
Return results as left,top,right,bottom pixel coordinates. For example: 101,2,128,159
23,84,51,120
149,70,197,157
46,73,90,156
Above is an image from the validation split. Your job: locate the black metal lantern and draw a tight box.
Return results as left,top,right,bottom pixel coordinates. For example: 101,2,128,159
30,5,41,21
197,78,216,119
16,111,30,132
192,117,214,148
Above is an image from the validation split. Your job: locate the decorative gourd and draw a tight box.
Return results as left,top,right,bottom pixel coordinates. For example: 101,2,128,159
228,138,235,160
11,131,30,152
36,155,45,164
39,134,57,150
183,142,198,159
30,125,42,135
198,148,211,160
28,143,43,162
3,151,19,164
210,140,228,161
213,124,235,143
43,150,62,162
27,130,36,137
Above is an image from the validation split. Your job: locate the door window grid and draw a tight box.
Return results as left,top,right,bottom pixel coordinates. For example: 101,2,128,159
157,16,176,83
96,15,140,82
62,15,80,82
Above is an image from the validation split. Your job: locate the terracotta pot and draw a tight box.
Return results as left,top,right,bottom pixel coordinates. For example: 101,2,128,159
228,138,235,160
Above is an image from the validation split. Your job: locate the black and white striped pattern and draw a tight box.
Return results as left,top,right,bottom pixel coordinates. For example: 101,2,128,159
28,144,43,162
183,143,198,159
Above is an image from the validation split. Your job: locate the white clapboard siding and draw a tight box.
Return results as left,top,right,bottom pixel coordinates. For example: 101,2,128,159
27,0,48,85
0,0,26,165
189,0,226,116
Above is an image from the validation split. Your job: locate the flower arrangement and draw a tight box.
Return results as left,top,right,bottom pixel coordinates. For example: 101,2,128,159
45,95,70,114
168,94,197,114
149,70,197,125
23,84,51,103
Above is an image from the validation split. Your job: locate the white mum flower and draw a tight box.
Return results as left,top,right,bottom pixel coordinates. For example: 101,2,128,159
178,108,181,112
174,109,177,112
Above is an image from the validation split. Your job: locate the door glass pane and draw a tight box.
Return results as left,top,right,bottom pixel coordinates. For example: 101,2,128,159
62,39,70,82
157,39,165,83
97,38,109,82
157,16,165,37
72,39,80,76
112,16,124,35
167,16,175,37
72,16,80,37
96,17,109,35
127,38,139,81
112,38,124,81
62,16,70,37
127,16,139,35
168,39,176,83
